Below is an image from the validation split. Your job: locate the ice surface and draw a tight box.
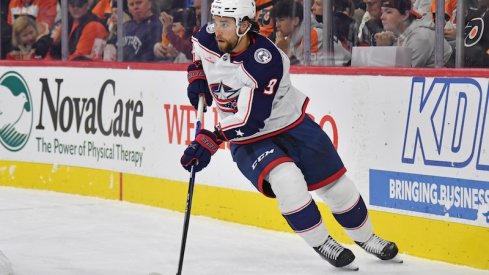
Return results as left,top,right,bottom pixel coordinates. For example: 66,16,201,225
0,186,487,275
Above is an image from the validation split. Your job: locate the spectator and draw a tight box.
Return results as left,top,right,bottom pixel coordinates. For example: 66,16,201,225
170,23,191,62
337,0,357,17
430,0,457,43
46,0,108,60
312,0,357,65
154,5,197,62
430,0,457,23
154,8,194,62
7,0,61,34
352,1,366,28
413,0,431,15
105,0,163,62
190,0,202,31
271,0,323,65
7,16,53,60
256,0,276,40
92,0,114,27
375,0,452,67
357,0,384,45
105,1,131,41
461,0,489,67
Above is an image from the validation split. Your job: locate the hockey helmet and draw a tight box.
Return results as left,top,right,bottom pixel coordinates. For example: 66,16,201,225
211,0,256,26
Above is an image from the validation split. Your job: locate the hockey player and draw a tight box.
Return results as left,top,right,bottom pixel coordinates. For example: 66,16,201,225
180,0,401,270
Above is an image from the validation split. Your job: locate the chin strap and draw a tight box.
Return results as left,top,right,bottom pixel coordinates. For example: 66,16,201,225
235,22,252,45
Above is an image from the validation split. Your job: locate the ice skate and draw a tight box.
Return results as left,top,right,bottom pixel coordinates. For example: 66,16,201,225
355,234,402,263
314,235,359,271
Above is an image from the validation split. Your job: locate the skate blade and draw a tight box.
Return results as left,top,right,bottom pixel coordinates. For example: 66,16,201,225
389,254,403,263
342,260,359,271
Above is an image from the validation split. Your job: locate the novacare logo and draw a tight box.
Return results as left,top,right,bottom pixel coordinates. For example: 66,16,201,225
0,71,33,152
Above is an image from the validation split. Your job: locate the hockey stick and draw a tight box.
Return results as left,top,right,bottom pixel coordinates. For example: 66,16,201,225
175,95,205,275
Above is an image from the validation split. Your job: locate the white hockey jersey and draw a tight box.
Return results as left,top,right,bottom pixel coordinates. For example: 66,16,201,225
191,24,309,144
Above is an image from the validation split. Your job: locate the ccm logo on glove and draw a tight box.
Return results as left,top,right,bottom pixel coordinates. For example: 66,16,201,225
197,136,219,154
180,129,223,172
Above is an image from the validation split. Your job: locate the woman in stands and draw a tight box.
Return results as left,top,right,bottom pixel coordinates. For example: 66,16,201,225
7,16,53,60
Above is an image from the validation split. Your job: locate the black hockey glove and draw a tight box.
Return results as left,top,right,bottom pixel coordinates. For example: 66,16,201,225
187,62,213,110
180,129,223,172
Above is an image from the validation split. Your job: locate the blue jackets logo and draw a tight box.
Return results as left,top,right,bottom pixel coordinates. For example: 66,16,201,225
370,77,489,224
0,72,33,152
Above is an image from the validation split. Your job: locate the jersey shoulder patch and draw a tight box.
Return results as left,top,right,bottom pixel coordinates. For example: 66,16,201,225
254,48,272,64
236,34,285,88
206,23,215,34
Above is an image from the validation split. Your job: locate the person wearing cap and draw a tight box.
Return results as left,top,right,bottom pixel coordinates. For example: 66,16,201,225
375,0,452,67
45,0,108,60
105,0,163,62
180,0,401,270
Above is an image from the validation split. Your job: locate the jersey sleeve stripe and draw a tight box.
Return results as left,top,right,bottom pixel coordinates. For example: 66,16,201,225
192,37,221,58
239,64,258,88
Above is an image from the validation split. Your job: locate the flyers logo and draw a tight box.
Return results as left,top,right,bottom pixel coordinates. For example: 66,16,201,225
465,18,484,47
258,9,272,27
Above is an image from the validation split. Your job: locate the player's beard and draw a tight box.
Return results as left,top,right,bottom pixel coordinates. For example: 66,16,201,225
216,35,239,53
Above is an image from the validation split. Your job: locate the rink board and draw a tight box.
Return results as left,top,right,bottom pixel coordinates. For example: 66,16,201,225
0,62,488,270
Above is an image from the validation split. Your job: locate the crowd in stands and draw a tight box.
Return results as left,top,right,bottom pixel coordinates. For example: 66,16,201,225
0,0,486,67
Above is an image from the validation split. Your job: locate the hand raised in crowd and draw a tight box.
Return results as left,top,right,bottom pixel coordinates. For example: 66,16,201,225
374,31,396,46
275,31,291,57
166,44,179,58
154,43,171,58
444,28,456,41
154,42,179,59
160,11,174,36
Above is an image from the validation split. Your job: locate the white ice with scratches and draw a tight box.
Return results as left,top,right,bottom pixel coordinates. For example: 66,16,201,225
0,186,486,275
